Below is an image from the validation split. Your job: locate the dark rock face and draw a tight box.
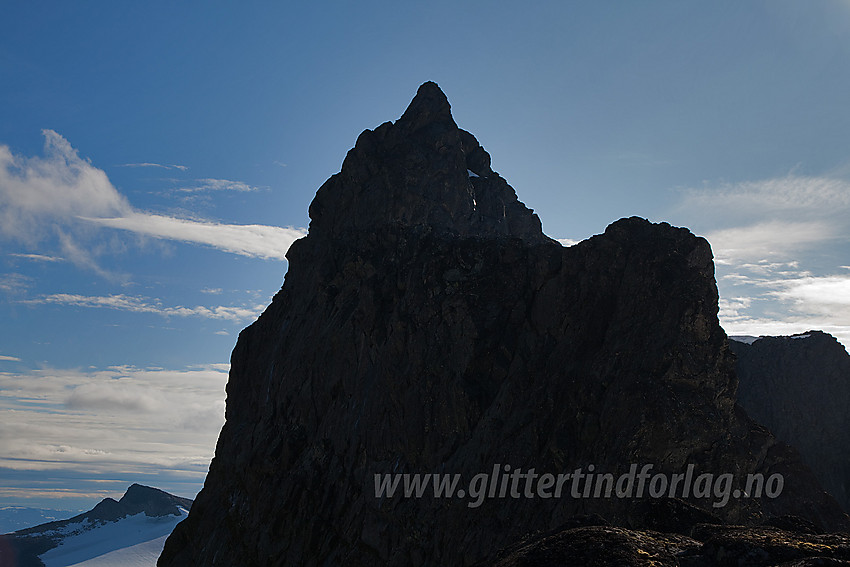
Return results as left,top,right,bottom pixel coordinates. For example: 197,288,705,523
730,332,850,514
159,82,848,567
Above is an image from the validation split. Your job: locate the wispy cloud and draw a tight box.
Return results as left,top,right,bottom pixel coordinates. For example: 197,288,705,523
0,273,33,295
674,174,850,263
8,253,65,262
175,178,261,193
87,213,303,260
0,130,306,270
678,175,850,218
119,162,189,171
21,293,266,322
0,355,21,362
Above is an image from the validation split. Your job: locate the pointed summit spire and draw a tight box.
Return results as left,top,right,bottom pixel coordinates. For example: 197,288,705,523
396,81,456,132
301,82,546,245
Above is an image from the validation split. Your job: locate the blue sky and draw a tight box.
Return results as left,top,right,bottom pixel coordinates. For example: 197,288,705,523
1,1,849,512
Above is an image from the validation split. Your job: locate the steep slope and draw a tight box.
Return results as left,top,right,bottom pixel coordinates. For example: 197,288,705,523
731,331,850,513
159,82,847,567
0,484,191,567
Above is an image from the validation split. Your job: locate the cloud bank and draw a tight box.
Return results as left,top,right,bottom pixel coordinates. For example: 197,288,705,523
0,364,229,503
0,130,306,267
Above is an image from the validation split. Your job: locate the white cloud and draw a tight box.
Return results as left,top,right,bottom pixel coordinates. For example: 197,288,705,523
0,130,306,269
772,275,850,315
21,293,266,322
8,253,65,262
555,237,580,247
718,297,752,319
87,213,304,261
705,221,837,263
0,355,21,362
119,162,188,171
0,130,129,241
175,178,261,193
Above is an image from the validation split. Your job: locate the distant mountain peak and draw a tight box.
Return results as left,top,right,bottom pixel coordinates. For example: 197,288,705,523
118,483,191,518
0,484,192,567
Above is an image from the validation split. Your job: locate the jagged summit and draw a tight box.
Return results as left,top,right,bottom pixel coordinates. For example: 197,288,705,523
160,84,848,567
303,81,548,244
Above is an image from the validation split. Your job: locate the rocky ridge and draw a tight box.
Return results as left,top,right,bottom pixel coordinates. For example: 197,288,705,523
159,82,848,566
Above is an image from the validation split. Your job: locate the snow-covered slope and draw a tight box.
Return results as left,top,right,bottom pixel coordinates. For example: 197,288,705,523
39,508,188,567
1,484,192,567
66,534,171,566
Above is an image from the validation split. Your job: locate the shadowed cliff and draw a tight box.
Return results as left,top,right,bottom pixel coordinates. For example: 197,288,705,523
159,82,847,567
731,331,850,514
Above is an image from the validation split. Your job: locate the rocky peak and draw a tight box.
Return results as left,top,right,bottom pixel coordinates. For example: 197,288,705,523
305,81,546,244
160,84,848,567
396,80,456,133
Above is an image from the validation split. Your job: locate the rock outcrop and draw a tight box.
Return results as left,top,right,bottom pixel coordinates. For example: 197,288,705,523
481,523,850,567
159,82,847,567
731,332,850,514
